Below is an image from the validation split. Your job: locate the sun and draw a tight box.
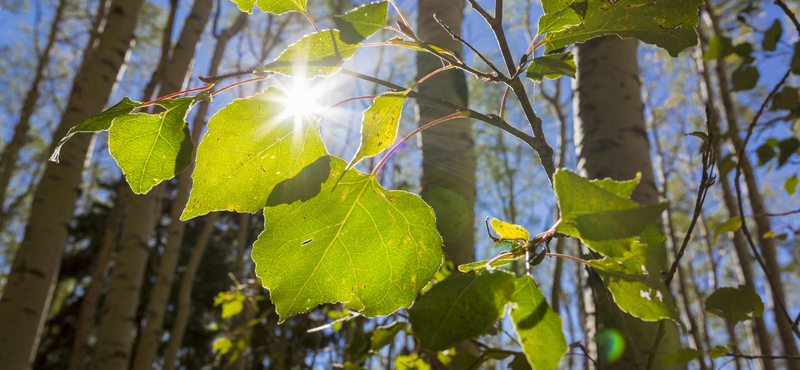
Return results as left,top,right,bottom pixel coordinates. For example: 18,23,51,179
279,78,324,126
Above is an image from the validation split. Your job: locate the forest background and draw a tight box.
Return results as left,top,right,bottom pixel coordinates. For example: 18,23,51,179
0,0,799,369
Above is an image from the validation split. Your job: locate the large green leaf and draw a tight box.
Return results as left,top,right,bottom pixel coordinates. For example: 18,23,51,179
253,157,442,321
526,52,576,82
50,97,142,162
108,97,194,194
554,170,668,257
762,20,782,52
260,30,361,78
348,92,407,170
510,276,567,370
371,321,406,351
333,1,388,44
589,240,683,325
408,270,514,352
542,0,702,57
231,0,307,15
660,348,703,364
705,285,764,325
537,1,587,35
181,87,327,220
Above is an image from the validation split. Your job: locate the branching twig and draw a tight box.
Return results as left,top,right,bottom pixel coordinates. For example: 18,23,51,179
775,0,800,35
433,14,505,78
725,353,800,360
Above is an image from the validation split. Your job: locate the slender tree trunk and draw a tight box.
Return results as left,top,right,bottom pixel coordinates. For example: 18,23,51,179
572,36,681,370
93,2,213,369
163,212,219,370
694,24,780,370
67,180,130,370
0,1,144,368
416,0,475,267
0,0,68,220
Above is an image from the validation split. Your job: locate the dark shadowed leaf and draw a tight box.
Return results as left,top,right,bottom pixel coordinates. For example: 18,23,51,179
771,87,799,111
706,285,764,325
266,155,331,207
526,52,576,81
762,20,782,52
371,321,406,351
660,348,703,364
704,36,734,61
510,275,567,370
731,65,759,91
778,137,800,167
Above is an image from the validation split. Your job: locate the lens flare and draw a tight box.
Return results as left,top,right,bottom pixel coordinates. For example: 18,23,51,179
596,327,626,364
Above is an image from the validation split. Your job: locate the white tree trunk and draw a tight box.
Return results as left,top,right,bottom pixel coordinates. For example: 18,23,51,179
0,1,143,368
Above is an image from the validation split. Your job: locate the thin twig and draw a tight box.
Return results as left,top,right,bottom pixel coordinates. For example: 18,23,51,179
725,353,800,360
775,0,800,35
433,14,505,78
759,208,800,217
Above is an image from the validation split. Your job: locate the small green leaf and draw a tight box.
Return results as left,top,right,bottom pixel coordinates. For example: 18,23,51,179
395,354,430,370
706,285,764,325
50,97,142,162
108,97,194,194
371,321,406,351
408,270,515,352
181,87,327,220
261,30,361,78
771,87,799,111
526,52,576,82
704,36,734,61
348,92,407,170
763,20,782,52
590,173,640,199
660,348,703,364
757,143,776,166
333,1,388,44
731,65,759,91
458,256,516,273
490,218,530,241
713,217,741,244
386,37,456,59
213,337,233,354
778,137,800,167
537,2,587,35
793,43,800,74
509,353,534,370
222,300,244,318
719,154,737,177
343,362,366,370
542,0,702,57
785,175,798,195
710,345,730,359
510,275,567,370
733,42,754,63
254,157,442,321
231,0,307,15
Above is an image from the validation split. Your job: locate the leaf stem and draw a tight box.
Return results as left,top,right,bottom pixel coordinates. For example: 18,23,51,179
303,11,320,32
317,95,376,120
140,84,213,107
407,65,454,91
499,86,510,120
388,0,411,31
371,111,470,176
210,75,271,97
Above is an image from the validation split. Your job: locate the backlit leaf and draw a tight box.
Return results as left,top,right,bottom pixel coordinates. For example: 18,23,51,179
408,270,514,352
333,1,388,44
590,172,640,199
703,36,734,61
538,1,587,35
261,30,361,78
395,354,430,370
542,0,702,57
348,92,407,170
706,285,764,325
660,348,703,364
526,52,576,82
231,0,307,15
371,321,406,351
786,175,798,195
181,87,327,220
50,97,142,162
712,217,741,244
490,218,530,241
510,275,567,370
108,97,194,194
421,188,469,242
253,157,442,321
386,37,456,59
458,256,516,273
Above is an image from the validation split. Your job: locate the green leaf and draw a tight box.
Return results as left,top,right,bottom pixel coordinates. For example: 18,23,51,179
590,172,640,199
490,218,530,241
213,337,233,354
719,154,737,177
458,256,516,273
542,0,702,57
660,348,703,364
108,97,194,194
785,175,799,195
778,137,800,167
509,353,534,370
50,97,142,162
348,92,407,170
703,36,734,61
408,270,514,352
181,87,327,220
395,354,430,370
712,217,741,243
333,1,388,44
343,362,367,370
710,345,729,359
771,87,799,111
541,0,574,14
705,285,764,325
386,37,456,59
526,52,576,82
731,65,759,92
793,43,800,74
261,30,361,78
371,321,406,351
420,261,454,295
214,291,246,318
733,42,754,63
537,1,587,35
510,276,567,370
231,0,307,15
348,332,372,362
266,155,331,207
554,170,668,258
756,143,776,166
421,188,469,242
253,157,442,321
762,20,782,52
589,241,683,325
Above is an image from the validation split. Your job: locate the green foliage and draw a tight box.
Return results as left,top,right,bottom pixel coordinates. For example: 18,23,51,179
706,285,765,325
542,0,702,57
458,256,516,273
108,97,194,194
731,65,759,91
181,87,327,220
395,354,431,370
408,270,514,351
253,157,443,321
762,20,782,52
333,1,388,44
214,291,246,318
712,217,741,243
490,218,530,241
786,175,799,195
50,97,142,162
659,348,703,364
348,92,407,170
261,30,361,78
371,321,406,351
232,0,307,15
420,188,469,242
525,53,576,82
771,87,799,111
537,1,586,34
510,276,566,370
704,36,733,61
792,42,800,74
